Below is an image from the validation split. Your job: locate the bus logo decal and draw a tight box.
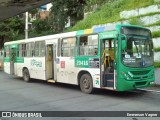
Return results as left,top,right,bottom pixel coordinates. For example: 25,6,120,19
31,59,42,67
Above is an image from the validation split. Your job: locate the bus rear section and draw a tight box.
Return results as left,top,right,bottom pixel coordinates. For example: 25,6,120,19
0,50,4,70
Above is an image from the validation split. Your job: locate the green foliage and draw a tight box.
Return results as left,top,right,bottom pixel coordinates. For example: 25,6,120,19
29,18,54,37
154,62,160,68
129,18,144,26
85,0,108,12
0,17,24,36
146,21,160,27
29,8,38,15
122,0,155,10
154,47,160,52
69,0,158,31
125,12,160,26
152,30,160,38
50,0,86,32
0,16,25,48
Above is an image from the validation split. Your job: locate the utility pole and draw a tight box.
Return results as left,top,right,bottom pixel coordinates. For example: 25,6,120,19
25,12,28,39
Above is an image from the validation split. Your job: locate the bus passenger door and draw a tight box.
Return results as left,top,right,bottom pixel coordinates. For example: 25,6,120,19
101,39,115,88
46,45,54,80
10,48,16,75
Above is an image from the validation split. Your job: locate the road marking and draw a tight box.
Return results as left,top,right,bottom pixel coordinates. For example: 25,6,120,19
137,88,160,93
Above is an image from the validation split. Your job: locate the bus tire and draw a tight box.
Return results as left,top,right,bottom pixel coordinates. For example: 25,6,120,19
23,68,30,82
80,74,94,94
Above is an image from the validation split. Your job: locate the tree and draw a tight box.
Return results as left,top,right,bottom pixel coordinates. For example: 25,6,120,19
29,18,54,37
66,0,86,26
0,16,25,49
85,0,115,12
49,0,86,33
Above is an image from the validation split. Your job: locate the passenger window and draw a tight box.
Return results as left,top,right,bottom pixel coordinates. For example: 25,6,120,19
18,44,26,57
35,41,45,57
61,37,76,57
79,34,98,56
4,46,9,57
26,42,34,57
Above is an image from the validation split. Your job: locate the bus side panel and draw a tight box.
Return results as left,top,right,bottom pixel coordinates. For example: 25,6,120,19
16,63,23,77
15,57,46,80
56,57,101,88
27,57,46,80
76,68,101,88
56,57,78,85
4,58,10,74
15,57,25,77
0,50,4,70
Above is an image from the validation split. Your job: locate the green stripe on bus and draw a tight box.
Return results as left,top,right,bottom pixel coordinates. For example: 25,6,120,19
15,58,24,63
4,58,10,62
4,58,24,63
76,30,84,36
10,44,18,48
99,31,118,39
75,57,89,68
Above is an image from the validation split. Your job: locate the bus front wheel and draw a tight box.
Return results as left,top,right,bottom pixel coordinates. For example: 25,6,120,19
23,69,30,82
80,74,94,94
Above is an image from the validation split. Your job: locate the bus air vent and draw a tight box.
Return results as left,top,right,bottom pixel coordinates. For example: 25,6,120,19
130,70,150,75
135,81,147,86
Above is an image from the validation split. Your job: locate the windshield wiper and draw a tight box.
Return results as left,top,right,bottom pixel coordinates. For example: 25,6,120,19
133,39,141,58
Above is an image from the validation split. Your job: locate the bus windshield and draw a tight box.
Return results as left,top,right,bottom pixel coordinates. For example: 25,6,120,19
121,27,154,68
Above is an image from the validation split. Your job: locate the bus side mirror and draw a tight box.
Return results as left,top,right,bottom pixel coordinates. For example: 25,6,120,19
122,40,127,50
119,34,127,50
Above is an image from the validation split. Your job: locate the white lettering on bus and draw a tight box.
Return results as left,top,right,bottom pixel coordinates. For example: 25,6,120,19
76,60,88,66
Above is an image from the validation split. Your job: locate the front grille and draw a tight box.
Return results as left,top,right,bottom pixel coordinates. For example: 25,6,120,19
130,70,150,75
135,81,147,86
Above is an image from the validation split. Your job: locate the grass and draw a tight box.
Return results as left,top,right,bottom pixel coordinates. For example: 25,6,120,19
154,62,160,68
154,47,160,52
68,0,160,31
152,30,160,38
128,17,144,26
146,21,160,27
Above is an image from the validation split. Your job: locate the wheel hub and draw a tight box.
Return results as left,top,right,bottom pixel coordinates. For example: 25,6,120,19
83,78,90,89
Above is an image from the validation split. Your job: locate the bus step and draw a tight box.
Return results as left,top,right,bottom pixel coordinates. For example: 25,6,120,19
102,87,114,90
103,72,114,74
47,80,56,83
106,79,114,87
103,73,114,80
107,79,114,82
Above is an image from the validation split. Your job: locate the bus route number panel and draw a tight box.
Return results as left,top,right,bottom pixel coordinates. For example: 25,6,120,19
75,58,99,68
89,58,99,68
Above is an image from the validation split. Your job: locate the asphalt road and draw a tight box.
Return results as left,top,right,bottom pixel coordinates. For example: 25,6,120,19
0,70,160,120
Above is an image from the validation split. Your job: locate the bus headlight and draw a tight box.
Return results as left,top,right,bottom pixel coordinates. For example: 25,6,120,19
150,82,155,85
124,73,131,80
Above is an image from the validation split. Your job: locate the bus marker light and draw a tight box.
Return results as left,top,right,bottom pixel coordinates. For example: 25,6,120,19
150,82,155,85
122,72,125,74
48,80,56,83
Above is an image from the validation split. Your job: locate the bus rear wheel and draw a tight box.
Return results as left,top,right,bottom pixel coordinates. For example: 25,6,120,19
80,74,94,94
23,69,30,82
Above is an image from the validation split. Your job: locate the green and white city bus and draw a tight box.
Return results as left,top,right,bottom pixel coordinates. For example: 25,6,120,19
3,24,155,93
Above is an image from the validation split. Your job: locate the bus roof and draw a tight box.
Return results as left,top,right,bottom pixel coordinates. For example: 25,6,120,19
4,24,148,46
76,24,148,36
4,31,76,46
